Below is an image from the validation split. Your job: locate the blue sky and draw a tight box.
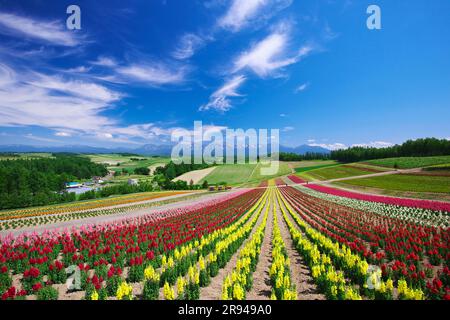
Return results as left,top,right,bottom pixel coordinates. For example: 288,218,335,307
0,0,449,150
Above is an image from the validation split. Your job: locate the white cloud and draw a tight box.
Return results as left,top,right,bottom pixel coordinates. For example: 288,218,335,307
294,82,309,93
91,56,118,67
219,0,268,31
199,75,246,112
55,132,72,137
24,134,60,144
218,0,292,32
233,26,313,77
282,126,294,132
307,139,316,143
66,66,91,73
0,62,117,133
29,73,122,103
308,143,347,151
351,141,394,148
116,62,188,86
0,12,81,46
172,33,204,60
279,113,286,117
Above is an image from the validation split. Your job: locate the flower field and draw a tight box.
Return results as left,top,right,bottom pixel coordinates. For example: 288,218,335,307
0,192,207,231
0,179,448,300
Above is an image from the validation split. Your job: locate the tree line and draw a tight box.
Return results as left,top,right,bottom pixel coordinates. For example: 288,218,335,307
330,138,450,163
278,152,332,161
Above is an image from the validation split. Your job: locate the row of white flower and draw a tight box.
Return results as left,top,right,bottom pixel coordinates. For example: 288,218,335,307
293,185,449,228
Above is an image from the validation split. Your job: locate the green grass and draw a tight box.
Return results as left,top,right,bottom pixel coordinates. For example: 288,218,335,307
199,161,292,186
0,152,54,160
423,163,450,171
364,156,450,169
199,164,257,185
336,174,450,193
248,161,292,181
306,165,382,181
288,160,338,169
294,163,340,173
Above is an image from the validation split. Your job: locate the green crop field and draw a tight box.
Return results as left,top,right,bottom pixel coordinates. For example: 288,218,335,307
364,155,450,169
335,174,450,194
86,154,170,173
304,164,383,181
248,161,292,182
199,161,292,186
288,160,338,169
294,163,340,173
199,164,257,185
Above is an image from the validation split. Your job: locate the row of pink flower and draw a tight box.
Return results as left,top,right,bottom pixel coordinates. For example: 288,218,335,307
0,188,251,246
287,175,307,184
305,184,450,212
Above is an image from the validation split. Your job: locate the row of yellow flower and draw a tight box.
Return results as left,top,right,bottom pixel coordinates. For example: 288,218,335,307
221,189,272,300
275,187,362,300
269,198,297,300
140,189,271,300
276,187,425,300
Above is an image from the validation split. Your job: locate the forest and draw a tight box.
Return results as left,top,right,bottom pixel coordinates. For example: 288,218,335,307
0,155,107,209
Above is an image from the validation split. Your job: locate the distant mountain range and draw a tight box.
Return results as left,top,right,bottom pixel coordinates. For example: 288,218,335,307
0,143,330,156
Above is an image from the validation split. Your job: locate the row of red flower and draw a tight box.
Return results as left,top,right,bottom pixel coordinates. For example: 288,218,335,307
0,189,264,299
302,183,450,212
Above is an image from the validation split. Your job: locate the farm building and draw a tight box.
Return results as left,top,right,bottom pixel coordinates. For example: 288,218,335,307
128,179,139,186
65,182,82,188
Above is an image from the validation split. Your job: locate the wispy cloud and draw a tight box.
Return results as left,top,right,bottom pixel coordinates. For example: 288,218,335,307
219,0,268,31
54,131,72,137
218,0,292,32
294,82,309,93
116,62,188,86
0,12,82,46
233,24,313,77
199,75,246,112
24,134,61,144
282,126,294,132
91,56,118,67
172,33,205,60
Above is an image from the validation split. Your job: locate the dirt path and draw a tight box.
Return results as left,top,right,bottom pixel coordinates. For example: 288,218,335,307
173,167,217,184
200,197,269,300
275,193,325,300
246,201,273,300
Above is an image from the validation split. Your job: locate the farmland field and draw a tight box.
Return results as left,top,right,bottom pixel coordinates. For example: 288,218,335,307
86,154,170,173
199,164,257,185
334,173,450,194
199,162,292,186
304,164,383,181
0,180,448,301
365,155,450,169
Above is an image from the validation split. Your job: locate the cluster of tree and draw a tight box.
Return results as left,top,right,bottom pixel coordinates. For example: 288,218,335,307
278,152,331,161
78,182,154,201
0,155,107,209
154,161,212,180
113,167,150,176
330,138,450,163
0,153,20,158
